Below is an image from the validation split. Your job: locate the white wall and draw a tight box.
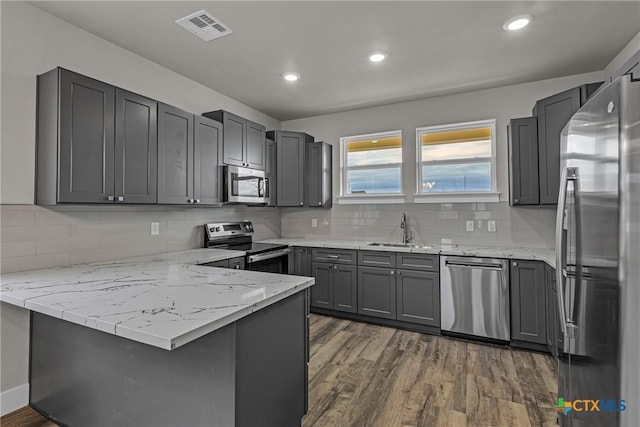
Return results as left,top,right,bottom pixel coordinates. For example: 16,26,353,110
281,71,604,203
0,1,280,205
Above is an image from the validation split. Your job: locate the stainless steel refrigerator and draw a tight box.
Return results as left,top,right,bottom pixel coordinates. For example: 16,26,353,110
556,73,639,426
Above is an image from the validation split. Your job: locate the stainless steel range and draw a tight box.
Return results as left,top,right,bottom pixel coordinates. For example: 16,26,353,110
204,222,290,273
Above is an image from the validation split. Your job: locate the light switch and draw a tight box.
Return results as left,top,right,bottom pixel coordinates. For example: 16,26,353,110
311,218,318,228
151,222,160,235
466,221,474,232
488,220,496,232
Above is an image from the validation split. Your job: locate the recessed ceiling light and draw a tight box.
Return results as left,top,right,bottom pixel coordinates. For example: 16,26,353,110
503,14,533,31
283,72,300,82
369,52,388,63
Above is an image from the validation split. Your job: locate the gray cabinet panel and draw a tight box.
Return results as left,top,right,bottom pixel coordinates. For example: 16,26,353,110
220,112,245,167
508,117,539,206
203,260,229,268
306,142,332,207
114,89,157,204
358,251,396,268
536,87,581,204
357,266,396,320
395,253,439,272
246,120,266,171
396,270,440,327
266,138,277,207
510,260,546,344
293,247,311,276
277,132,306,206
311,248,356,265
157,104,194,204
58,70,115,203
228,257,245,270
311,262,333,309
193,116,223,205
333,265,357,313
545,264,558,356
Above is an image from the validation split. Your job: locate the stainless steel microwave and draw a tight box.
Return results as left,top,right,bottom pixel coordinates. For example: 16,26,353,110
223,165,269,204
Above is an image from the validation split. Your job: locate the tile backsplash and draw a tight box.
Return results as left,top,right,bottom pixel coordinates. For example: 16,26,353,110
280,202,556,249
0,204,280,273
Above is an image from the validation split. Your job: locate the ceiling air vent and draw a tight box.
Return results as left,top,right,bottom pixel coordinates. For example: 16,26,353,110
175,10,233,42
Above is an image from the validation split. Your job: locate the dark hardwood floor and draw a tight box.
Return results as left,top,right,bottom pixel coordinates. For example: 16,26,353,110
1,314,558,427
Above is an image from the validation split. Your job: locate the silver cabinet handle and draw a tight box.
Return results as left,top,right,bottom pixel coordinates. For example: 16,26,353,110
318,202,322,205
514,198,520,203
195,199,200,204
188,199,194,204
300,202,304,205
390,270,395,275
117,196,124,202
107,195,114,201
513,262,518,267
334,265,337,270
327,255,339,259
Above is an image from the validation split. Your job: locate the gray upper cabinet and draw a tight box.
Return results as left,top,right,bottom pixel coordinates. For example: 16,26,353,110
203,110,266,170
157,104,194,204
37,68,157,205
535,82,602,204
266,138,277,207
508,117,539,206
115,89,158,204
357,266,397,320
510,260,546,345
612,49,639,81
193,116,223,205
268,131,312,207
306,141,332,208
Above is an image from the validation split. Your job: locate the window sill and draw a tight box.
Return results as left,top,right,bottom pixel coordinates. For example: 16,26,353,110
337,194,406,205
413,192,500,204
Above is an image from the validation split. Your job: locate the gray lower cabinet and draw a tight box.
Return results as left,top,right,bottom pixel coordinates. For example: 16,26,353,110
201,257,245,269
508,117,539,206
310,262,357,313
545,264,558,357
510,260,546,345
37,68,160,205
396,270,440,327
357,266,396,320
292,247,312,276
158,107,222,205
268,131,314,207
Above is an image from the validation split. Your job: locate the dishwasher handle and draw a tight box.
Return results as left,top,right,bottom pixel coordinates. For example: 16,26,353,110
444,261,504,271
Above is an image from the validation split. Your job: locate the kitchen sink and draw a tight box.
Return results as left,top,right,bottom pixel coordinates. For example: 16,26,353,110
367,242,433,249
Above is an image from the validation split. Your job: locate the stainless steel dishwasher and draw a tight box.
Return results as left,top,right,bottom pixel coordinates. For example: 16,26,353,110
440,256,510,341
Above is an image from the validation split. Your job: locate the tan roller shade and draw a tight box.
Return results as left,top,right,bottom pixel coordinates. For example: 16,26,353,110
421,127,491,146
347,136,402,152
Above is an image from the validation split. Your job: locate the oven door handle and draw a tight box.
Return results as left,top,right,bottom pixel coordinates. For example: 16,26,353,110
247,248,291,263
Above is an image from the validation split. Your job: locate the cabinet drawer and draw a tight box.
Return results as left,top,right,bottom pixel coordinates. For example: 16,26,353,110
312,248,356,265
357,251,396,268
396,253,439,272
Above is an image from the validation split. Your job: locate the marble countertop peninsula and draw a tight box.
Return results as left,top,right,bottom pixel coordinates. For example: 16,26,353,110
259,238,556,267
0,249,314,350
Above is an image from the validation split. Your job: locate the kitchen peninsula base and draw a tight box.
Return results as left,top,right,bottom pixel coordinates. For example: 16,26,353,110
29,291,308,427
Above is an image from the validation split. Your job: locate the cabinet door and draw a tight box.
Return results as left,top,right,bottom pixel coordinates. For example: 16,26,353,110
276,132,306,206
510,260,546,344
508,117,539,205
536,87,581,204
58,70,115,203
357,266,396,320
311,262,333,309
333,265,357,313
294,247,311,276
114,89,157,204
266,139,277,207
396,270,440,327
193,116,223,205
545,264,558,357
157,104,194,204
222,112,246,167
306,142,332,207
228,257,246,270
246,120,266,171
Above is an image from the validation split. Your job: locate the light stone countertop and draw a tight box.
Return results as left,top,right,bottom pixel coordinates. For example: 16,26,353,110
0,249,314,351
259,238,556,268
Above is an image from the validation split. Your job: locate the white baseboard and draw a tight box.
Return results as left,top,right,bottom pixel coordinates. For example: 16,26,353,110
0,383,29,416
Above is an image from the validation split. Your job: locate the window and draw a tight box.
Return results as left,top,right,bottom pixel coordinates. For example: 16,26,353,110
340,130,403,202
416,119,498,202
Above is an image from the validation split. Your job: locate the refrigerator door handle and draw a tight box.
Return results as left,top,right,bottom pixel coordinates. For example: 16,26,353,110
556,166,578,336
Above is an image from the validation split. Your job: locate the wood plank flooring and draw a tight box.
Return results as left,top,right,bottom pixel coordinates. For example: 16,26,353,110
1,314,558,427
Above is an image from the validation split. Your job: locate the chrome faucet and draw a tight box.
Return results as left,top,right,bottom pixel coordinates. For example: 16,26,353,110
401,212,413,244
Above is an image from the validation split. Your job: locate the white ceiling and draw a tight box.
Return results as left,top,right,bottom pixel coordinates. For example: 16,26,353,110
30,1,640,121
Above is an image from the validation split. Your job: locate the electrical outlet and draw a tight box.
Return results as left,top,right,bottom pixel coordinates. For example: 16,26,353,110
311,218,318,228
466,220,474,232
151,222,160,235
488,220,496,232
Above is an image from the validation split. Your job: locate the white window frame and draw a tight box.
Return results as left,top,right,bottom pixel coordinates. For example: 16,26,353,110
415,119,499,203
338,129,405,204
